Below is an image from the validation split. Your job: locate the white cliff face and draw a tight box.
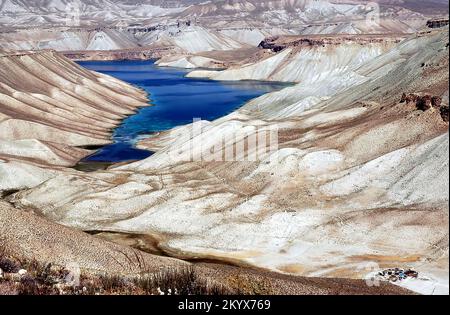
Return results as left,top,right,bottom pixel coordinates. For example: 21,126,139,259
158,26,246,53
187,38,398,82
0,49,148,191
0,25,251,55
7,30,449,294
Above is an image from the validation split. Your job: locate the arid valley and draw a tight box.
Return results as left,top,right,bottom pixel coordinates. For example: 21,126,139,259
0,0,449,296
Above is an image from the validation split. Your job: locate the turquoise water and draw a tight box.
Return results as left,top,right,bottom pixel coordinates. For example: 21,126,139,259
77,60,287,162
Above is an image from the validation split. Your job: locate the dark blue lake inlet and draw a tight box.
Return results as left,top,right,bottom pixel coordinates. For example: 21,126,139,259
76,60,287,164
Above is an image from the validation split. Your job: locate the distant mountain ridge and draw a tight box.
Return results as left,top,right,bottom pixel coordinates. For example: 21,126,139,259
0,0,448,53
0,0,447,27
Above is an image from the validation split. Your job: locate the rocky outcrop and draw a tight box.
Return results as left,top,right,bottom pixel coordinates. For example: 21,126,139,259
400,93,447,121
432,96,443,108
258,35,403,53
427,19,449,29
417,95,433,110
257,37,285,52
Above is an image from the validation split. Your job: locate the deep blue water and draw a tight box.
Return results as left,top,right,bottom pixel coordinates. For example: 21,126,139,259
77,60,287,163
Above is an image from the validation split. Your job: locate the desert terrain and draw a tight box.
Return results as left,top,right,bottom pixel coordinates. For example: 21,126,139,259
0,0,449,295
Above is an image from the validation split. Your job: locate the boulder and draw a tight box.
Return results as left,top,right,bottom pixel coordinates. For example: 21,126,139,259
416,95,432,110
405,93,419,104
400,93,407,103
258,39,285,52
432,96,442,108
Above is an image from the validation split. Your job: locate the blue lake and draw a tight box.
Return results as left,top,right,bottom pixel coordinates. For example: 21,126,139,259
77,60,287,163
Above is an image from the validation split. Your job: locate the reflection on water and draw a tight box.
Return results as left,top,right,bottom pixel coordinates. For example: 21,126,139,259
77,60,289,163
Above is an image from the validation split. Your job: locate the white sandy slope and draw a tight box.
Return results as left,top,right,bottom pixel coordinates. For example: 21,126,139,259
217,26,296,46
6,30,450,295
156,55,225,69
139,25,248,54
0,49,148,191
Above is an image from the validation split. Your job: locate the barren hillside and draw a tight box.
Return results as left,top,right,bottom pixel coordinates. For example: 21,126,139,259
0,49,148,191
1,28,447,294
0,0,448,296
0,0,447,55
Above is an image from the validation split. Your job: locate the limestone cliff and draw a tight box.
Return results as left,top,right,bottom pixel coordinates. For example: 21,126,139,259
0,49,148,191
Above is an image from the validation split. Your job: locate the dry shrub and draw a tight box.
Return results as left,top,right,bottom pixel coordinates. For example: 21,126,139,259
134,266,238,295
225,273,272,295
1,247,20,273
17,275,59,295
0,250,239,295
0,282,18,295
0,256,20,273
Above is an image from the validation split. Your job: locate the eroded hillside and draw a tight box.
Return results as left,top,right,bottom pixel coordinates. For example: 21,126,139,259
0,49,148,190
0,0,448,57
1,28,447,294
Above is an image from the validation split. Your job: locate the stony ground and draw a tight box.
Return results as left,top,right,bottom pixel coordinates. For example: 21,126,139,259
0,201,415,295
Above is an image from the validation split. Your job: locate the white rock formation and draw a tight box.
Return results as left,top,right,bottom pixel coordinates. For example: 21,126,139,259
187,37,400,82
0,0,444,55
6,29,448,294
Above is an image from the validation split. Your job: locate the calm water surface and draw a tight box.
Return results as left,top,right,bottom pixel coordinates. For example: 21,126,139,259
77,60,287,163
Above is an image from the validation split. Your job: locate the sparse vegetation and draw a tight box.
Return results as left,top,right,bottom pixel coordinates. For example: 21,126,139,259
133,267,239,295
0,249,239,295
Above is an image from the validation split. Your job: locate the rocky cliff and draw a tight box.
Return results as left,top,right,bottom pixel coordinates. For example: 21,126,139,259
187,34,402,82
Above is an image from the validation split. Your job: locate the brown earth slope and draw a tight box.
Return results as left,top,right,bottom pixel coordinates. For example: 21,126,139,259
0,201,415,294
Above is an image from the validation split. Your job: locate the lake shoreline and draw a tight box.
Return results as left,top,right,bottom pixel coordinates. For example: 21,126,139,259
74,60,289,166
